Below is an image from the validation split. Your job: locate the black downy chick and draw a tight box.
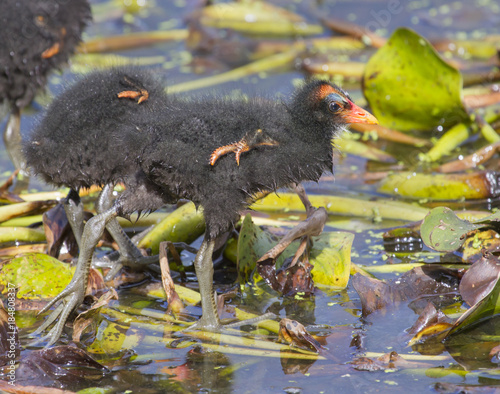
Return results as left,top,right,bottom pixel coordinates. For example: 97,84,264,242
25,67,378,346
0,0,91,170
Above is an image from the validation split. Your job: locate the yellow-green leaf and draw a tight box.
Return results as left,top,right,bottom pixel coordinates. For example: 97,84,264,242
363,28,468,131
197,2,322,37
310,232,353,289
378,171,497,200
138,202,205,255
0,253,73,300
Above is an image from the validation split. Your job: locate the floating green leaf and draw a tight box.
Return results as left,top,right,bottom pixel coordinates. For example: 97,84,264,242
0,253,73,299
363,28,468,131
309,232,353,289
253,192,429,222
138,202,205,255
378,171,498,200
420,207,480,252
197,2,323,37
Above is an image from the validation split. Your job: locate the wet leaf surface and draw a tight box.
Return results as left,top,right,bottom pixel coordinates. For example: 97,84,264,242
13,346,108,387
0,253,73,300
278,318,323,352
459,252,500,307
446,253,500,338
363,28,467,131
72,289,118,343
42,204,78,259
421,207,480,252
352,266,461,316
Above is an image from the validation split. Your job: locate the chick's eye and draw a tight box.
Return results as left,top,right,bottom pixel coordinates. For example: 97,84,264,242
328,101,341,113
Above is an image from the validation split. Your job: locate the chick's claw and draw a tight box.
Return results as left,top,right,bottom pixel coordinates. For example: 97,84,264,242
29,279,86,347
209,128,279,166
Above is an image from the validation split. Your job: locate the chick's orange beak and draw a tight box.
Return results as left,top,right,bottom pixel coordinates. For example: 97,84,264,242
343,102,378,125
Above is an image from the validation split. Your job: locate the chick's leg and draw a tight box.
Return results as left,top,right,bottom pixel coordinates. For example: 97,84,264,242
191,238,220,330
188,237,275,332
63,189,84,249
3,109,25,171
29,207,118,347
93,184,158,280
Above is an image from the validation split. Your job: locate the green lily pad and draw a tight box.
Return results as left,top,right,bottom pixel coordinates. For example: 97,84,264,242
363,28,468,131
309,232,353,289
0,253,73,300
420,207,480,252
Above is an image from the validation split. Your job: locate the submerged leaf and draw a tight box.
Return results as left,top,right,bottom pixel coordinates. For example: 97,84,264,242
13,345,108,387
363,28,467,131
352,266,460,316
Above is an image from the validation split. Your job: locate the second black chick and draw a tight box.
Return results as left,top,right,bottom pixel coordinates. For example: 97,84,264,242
0,0,91,170
25,67,378,346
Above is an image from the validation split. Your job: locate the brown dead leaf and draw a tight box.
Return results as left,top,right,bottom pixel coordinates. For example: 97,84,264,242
86,268,108,298
256,186,326,296
407,302,453,341
278,318,323,353
13,345,108,387
159,241,184,315
459,251,500,307
489,344,500,361
463,91,500,108
438,141,500,173
351,351,433,371
0,243,46,258
320,16,386,48
72,289,118,343
0,170,24,203
258,257,315,297
42,204,78,259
